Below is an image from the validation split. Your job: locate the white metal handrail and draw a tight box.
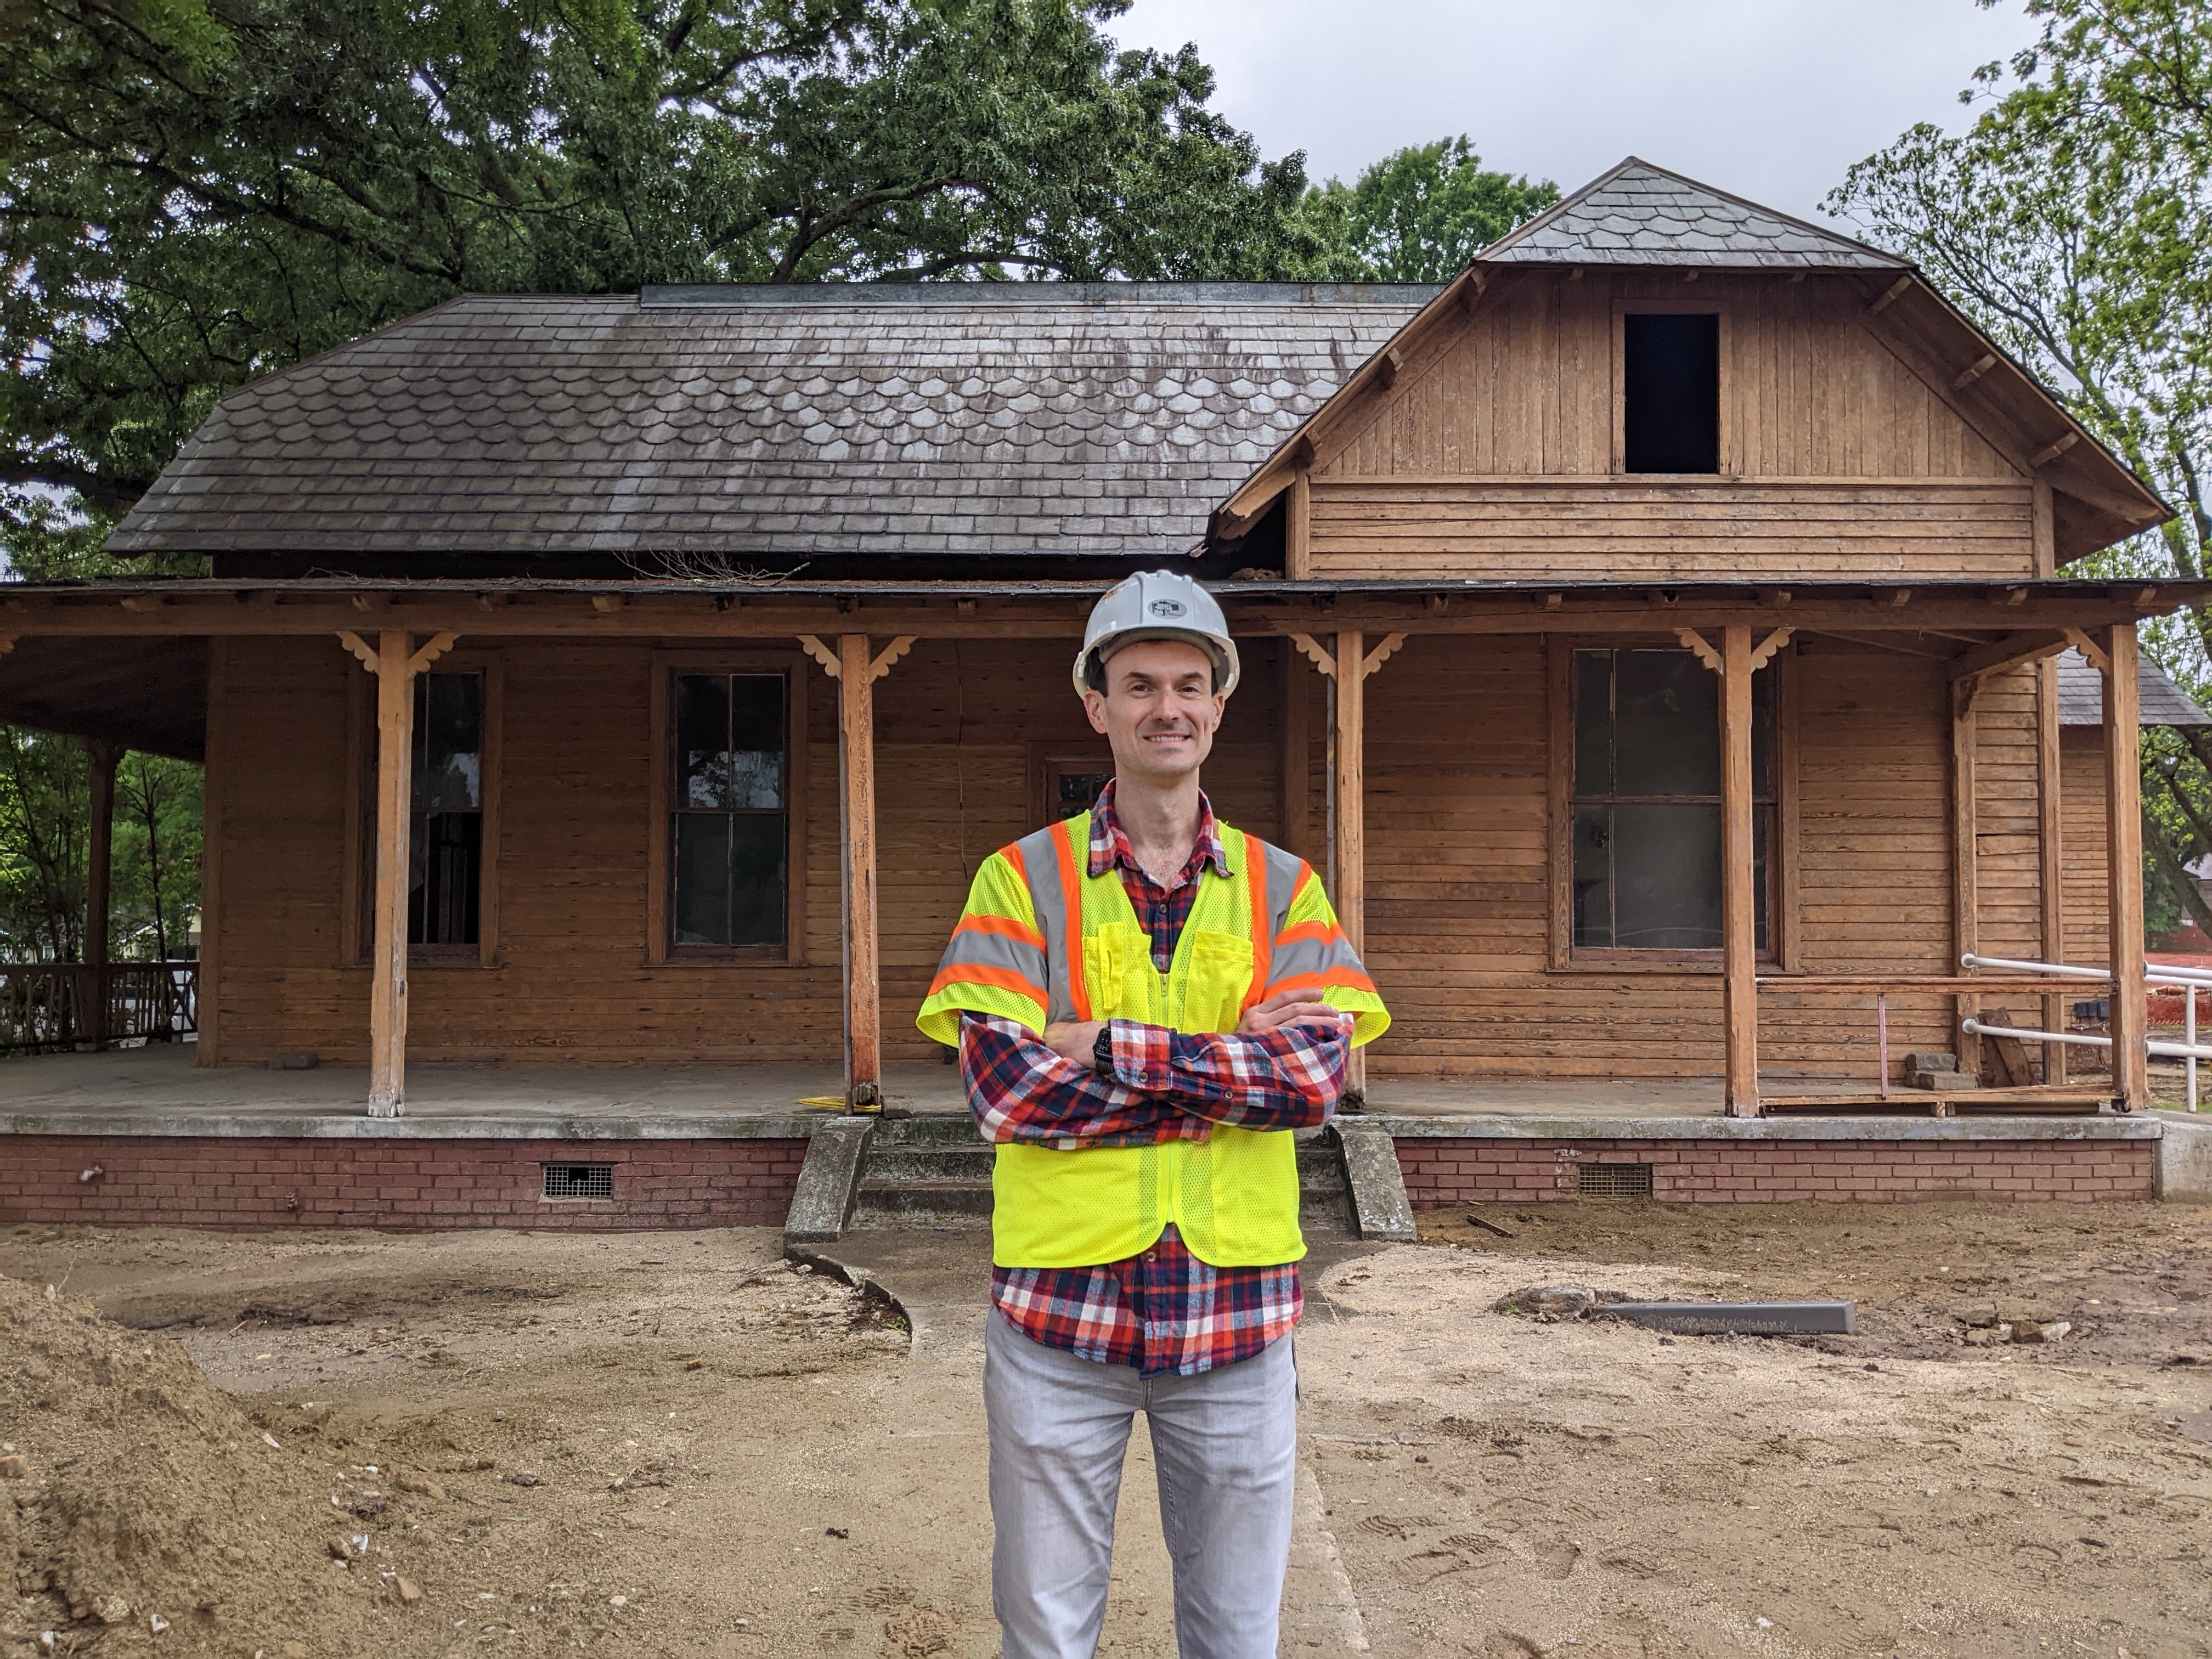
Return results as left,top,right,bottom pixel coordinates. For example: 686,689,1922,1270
1959,952,2207,1110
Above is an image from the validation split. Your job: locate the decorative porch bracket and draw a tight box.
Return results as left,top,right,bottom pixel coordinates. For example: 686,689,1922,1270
1288,631,1406,1104
336,629,458,1117
1679,626,1786,1118
799,635,917,1112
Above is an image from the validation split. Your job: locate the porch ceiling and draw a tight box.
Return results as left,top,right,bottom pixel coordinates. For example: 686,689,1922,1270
0,634,206,760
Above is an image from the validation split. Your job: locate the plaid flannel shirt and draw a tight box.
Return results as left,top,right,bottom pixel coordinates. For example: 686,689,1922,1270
963,784,1348,1378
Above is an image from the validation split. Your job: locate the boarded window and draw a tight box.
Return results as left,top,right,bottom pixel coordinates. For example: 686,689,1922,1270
670,673,789,949
411,672,483,946
1570,648,1774,951
1623,313,1720,473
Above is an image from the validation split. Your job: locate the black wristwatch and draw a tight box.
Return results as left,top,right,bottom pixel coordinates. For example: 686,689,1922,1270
1092,1023,1115,1075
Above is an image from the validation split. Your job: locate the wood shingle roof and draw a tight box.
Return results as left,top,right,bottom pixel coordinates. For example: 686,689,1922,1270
1479,156,1906,270
105,283,1434,563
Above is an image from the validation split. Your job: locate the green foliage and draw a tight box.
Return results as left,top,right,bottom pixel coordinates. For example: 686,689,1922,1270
1296,137,1558,283
0,730,85,961
111,752,201,962
0,736,200,963
1,0,1321,560
1828,0,2212,944
1827,0,2212,670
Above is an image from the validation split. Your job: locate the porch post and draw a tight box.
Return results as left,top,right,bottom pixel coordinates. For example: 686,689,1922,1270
1281,647,1309,860
2038,656,2067,1083
2102,624,2149,1109
1333,630,1365,1099
1720,625,1759,1117
837,633,883,1111
1951,679,1983,1080
369,631,415,1117
84,739,119,1049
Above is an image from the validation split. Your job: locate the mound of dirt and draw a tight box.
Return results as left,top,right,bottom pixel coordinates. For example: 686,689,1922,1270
2,1273,393,1656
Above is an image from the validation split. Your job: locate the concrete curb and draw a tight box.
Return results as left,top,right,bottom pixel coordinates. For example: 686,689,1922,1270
1371,1112,2163,1142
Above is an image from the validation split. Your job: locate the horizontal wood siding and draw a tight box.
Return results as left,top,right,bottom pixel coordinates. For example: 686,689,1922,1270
2062,727,2113,969
1308,479,2035,580
208,636,2069,1084
1359,636,1962,1081
213,638,1285,1066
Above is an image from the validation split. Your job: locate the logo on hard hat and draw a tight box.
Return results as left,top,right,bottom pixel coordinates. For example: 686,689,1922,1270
1148,599,1187,618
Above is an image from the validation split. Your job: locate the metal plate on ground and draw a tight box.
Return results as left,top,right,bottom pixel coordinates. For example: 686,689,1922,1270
1599,1300,1858,1335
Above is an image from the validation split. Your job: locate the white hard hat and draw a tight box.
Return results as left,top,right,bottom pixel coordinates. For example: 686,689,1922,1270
1073,571,1241,699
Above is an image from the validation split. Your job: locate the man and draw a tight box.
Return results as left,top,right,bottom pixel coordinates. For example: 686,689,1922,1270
917,570,1388,1659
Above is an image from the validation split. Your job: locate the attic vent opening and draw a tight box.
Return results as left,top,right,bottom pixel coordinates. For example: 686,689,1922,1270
1577,1162,1655,1198
543,1163,614,1200
1623,314,1720,474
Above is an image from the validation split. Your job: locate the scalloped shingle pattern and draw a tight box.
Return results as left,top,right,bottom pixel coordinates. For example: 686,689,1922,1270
1481,159,1905,270
106,285,1435,559
2056,648,2209,728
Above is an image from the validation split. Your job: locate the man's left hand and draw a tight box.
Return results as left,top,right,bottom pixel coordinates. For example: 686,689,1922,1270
1238,990,1352,1039
1042,1019,1108,1065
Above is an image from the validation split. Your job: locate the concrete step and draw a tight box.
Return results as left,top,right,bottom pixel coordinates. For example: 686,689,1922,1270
809,1116,1384,1243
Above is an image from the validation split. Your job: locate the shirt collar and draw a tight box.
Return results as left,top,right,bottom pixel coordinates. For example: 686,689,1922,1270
1087,780,1233,885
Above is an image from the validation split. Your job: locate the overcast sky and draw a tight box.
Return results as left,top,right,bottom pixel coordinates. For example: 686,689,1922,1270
1110,0,2042,223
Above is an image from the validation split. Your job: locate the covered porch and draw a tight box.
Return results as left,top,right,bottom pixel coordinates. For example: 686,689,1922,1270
1,571,2200,1122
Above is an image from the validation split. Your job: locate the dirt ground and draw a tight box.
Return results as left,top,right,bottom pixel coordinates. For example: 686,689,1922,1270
2,1201,2208,1658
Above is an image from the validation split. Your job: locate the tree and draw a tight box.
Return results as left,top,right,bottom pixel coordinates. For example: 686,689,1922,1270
111,752,201,962
1,0,1321,571
0,729,86,962
1828,0,2212,941
1296,136,1557,284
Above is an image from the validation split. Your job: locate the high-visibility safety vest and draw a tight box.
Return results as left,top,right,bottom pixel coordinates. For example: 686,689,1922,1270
916,812,1389,1270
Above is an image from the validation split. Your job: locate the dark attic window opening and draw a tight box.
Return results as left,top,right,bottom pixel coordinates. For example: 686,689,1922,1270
1623,313,1720,474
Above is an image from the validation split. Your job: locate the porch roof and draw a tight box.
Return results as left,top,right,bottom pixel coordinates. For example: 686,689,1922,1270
8,574,2203,760
2057,645,2211,729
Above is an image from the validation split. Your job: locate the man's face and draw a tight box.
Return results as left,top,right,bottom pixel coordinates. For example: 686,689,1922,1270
1082,639,1224,788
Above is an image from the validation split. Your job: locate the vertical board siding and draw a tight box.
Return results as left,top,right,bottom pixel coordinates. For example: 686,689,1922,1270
1312,271,2032,581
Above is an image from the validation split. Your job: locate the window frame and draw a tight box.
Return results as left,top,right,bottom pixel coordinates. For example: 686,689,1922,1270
342,650,503,970
646,651,810,967
1030,744,1118,832
1611,296,1733,478
1545,635,1798,973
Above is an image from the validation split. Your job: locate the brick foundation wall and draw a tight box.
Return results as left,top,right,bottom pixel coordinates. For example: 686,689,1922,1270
0,1137,809,1231
1395,1137,2156,1205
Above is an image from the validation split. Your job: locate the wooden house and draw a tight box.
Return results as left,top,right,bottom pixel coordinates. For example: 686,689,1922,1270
3,159,2204,1226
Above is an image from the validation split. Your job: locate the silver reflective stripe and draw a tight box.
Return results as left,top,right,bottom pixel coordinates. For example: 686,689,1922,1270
1260,839,1307,939
936,923,1049,991
1014,820,1078,1024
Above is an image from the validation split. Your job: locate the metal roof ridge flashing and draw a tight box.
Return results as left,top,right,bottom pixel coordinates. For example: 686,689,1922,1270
638,280,1447,308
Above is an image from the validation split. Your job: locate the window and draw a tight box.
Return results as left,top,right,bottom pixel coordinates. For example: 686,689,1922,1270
1623,313,1720,473
1570,648,1775,952
670,672,790,950
1045,760,1115,827
411,672,484,947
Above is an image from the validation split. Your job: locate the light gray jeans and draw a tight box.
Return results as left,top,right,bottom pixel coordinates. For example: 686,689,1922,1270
983,1310,1298,1659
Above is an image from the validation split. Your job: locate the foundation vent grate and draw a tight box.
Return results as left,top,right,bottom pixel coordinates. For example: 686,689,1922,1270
1578,1163,1654,1199
543,1163,615,1200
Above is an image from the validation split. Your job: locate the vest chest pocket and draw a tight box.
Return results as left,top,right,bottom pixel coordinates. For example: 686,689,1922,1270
1176,930,1255,1035
1084,923,1162,1024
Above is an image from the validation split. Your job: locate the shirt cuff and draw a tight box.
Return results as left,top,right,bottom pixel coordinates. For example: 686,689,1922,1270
1104,1016,1176,1093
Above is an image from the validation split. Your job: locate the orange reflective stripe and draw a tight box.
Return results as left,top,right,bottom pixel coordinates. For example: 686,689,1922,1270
1053,815,1090,1020
1003,840,1028,888
1242,829,1272,1014
927,963,1048,1004
1275,920,1339,947
1265,966,1377,997
953,912,1045,950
